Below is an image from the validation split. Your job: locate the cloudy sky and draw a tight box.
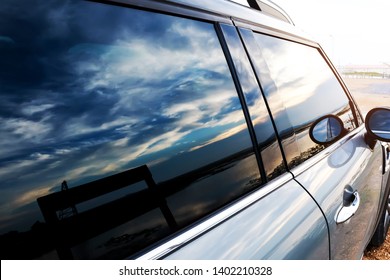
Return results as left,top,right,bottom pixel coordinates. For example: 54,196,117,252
272,0,390,66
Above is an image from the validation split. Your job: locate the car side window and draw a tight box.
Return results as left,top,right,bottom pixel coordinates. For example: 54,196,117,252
240,29,358,168
220,24,286,180
0,1,261,259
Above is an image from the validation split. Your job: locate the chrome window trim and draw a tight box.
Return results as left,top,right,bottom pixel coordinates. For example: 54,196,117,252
289,125,366,178
135,172,293,259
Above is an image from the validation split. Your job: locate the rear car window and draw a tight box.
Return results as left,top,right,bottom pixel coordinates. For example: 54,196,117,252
0,1,261,259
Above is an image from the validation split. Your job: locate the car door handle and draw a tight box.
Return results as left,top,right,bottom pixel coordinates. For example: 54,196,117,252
335,191,360,224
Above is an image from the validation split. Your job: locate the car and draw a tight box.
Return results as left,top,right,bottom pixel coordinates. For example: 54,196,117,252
0,0,389,260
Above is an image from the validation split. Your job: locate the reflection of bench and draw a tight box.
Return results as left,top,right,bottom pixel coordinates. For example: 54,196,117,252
37,165,177,259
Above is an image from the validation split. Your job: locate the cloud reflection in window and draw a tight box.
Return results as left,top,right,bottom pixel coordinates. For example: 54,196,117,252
0,0,258,240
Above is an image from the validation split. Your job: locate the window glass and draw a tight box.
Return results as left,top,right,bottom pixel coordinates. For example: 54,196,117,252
0,0,260,259
241,30,357,168
220,25,286,180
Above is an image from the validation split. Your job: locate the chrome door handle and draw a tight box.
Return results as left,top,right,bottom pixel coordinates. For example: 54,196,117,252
335,191,360,224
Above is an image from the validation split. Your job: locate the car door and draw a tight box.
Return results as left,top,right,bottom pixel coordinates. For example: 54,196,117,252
293,131,383,259
238,26,384,259
156,174,329,260
142,23,330,260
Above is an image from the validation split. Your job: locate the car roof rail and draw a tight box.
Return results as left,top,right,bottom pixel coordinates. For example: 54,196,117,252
246,0,295,25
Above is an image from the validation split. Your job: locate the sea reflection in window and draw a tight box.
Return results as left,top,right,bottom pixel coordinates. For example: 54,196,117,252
0,1,261,259
241,30,357,168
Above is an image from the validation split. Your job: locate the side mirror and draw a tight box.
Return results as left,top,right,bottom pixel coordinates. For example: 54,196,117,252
365,107,390,142
309,115,346,145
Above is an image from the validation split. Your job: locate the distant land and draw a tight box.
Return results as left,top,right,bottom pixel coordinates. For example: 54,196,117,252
337,64,390,79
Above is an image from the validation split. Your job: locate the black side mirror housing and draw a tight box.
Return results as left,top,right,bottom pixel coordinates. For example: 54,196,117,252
365,107,390,142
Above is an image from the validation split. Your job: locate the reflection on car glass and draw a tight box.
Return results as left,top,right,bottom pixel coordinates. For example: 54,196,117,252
221,24,286,180
0,0,261,259
241,30,357,168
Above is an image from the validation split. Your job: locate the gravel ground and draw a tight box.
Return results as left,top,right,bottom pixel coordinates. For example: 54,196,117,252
343,78,390,260
363,231,390,260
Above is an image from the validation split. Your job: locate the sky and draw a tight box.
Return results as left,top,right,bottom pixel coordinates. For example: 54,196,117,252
271,0,390,66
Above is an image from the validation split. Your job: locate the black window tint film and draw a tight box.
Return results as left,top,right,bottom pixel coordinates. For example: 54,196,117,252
220,24,286,180
245,32,356,168
0,1,260,259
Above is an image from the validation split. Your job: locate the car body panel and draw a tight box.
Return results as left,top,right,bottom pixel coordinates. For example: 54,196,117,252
160,176,329,259
293,128,383,259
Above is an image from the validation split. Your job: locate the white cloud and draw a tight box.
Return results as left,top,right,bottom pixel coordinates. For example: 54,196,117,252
21,103,55,116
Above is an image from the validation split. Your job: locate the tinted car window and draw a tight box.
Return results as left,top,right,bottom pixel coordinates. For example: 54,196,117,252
240,30,357,168
220,25,286,180
0,1,261,259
